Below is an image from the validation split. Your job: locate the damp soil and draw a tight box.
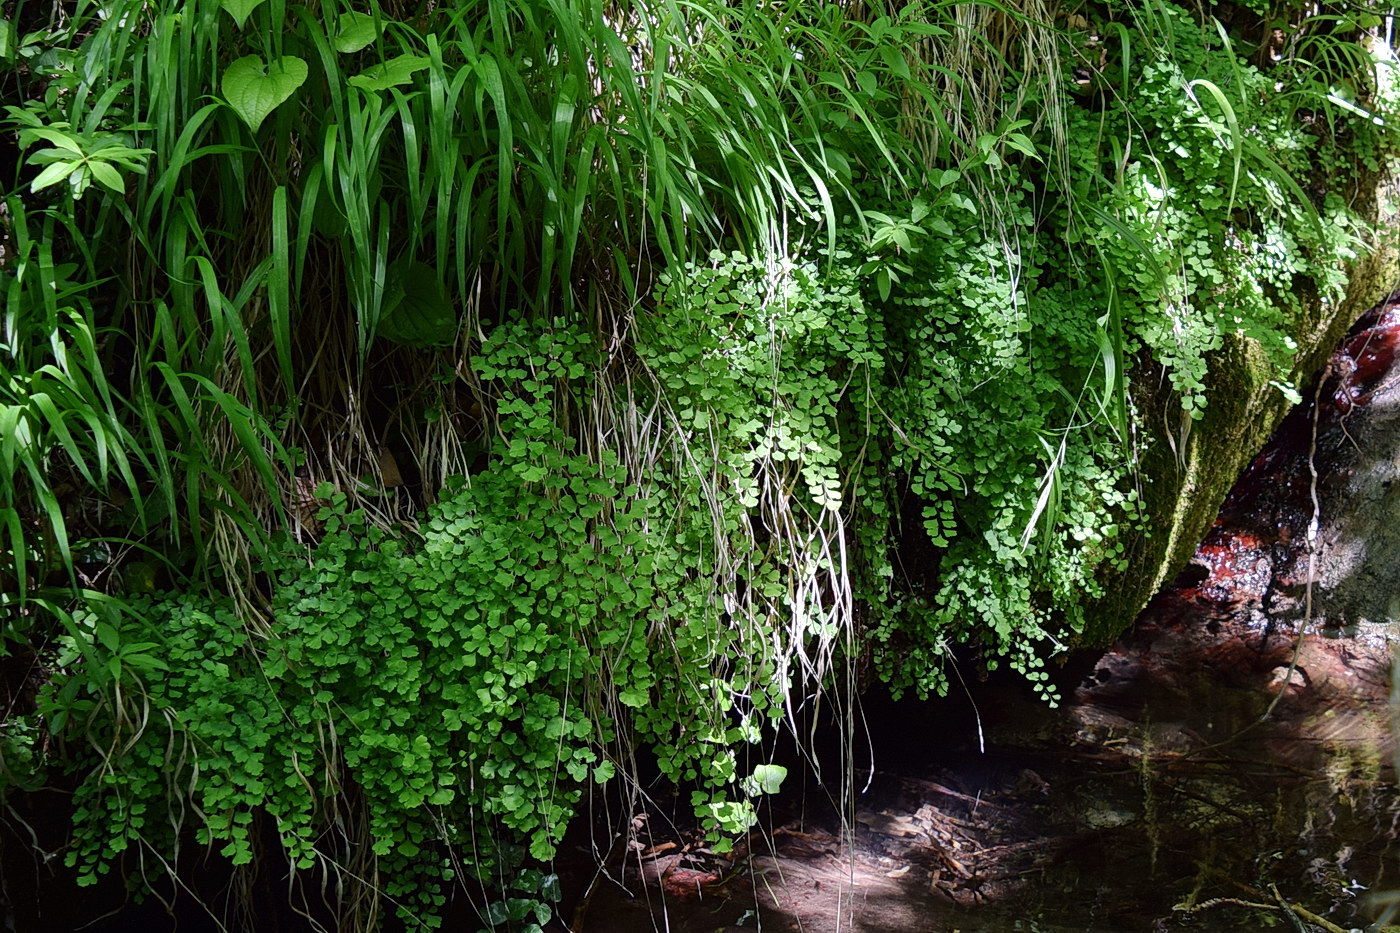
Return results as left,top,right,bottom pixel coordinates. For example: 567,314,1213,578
558,297,1400,933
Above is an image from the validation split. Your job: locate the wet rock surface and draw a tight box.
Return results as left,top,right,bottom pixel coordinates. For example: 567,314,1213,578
566,297,1400,932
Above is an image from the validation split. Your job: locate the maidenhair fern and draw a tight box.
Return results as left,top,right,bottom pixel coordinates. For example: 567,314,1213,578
3,0,1396,927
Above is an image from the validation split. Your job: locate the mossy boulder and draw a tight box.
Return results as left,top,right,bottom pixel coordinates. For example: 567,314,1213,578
1081,177,1400,646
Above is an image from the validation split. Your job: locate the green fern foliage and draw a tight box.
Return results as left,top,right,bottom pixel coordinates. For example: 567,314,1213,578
2,0,1396,926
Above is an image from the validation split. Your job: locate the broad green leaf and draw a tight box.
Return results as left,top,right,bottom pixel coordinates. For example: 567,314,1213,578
378,260,456,347
88,160,124,193
751,763,787,795
348,54,428,91
220,0,266,29
23,127,84,153
222,55,308,133
1005,132,1039,161
0,18,14,62
94,621,120,652
333,12,378,53
1,507,24,602
26,147,85,165
30,160,77,192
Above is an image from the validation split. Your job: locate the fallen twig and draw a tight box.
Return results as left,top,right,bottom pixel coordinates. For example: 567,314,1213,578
863,771,1009,810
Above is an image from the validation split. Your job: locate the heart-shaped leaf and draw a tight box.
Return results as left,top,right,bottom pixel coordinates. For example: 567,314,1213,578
379,260,457,347
750,763,788,795
348,54,428,91
222,55,308,133
333,12,379,54
220,0,267,29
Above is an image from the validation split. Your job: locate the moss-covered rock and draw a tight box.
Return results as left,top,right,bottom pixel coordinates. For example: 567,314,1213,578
1081,178,1400,645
